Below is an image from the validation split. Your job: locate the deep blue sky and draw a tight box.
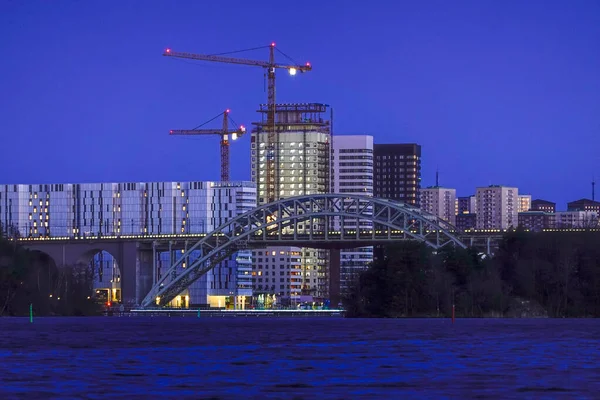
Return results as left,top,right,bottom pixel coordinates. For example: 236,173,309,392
1,1,598,209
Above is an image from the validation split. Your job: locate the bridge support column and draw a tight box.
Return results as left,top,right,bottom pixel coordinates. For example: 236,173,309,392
329,248,341,308
137,248,154,305
118,242,153,306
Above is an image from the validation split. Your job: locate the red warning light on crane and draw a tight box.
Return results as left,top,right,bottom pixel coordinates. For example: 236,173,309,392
165,48,171,53
226,109,230,114
271,42,276,47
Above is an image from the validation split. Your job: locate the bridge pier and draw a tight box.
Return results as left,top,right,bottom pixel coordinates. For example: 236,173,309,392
329,249,341,308
23,240,155,307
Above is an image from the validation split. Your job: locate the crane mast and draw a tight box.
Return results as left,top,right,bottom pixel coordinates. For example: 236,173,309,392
163,43,311,202
169,109,246,182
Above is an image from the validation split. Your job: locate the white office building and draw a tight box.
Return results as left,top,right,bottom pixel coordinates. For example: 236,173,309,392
420,187,457,225
331,135,374,293
475,185,519,230
0,181,256,307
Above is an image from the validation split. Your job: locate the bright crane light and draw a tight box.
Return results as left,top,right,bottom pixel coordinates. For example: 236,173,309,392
289,68,297,76
232,133,238,140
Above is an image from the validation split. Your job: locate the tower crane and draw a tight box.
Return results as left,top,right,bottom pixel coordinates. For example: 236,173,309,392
163,43,312,202
169,109,246,182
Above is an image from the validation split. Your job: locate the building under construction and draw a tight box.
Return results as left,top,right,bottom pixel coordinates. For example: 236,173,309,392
250,103,333,301
251,103,331,204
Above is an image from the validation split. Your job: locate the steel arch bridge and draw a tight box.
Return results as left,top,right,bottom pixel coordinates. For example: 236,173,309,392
141,194,467,308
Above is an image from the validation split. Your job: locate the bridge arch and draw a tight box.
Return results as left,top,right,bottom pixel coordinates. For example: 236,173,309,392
142,194,466,308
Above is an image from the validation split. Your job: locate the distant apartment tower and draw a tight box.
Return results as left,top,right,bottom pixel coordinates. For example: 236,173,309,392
518,195,532,213
373,144,421,206
567,199,600,213
420,186,456,225
332,135,374,293
456,195,476,215
531,199,556,213
475,185,519,230
250,103,331,300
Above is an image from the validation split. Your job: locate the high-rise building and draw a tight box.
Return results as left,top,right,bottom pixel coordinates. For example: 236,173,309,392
420,187,456,225
456,195,477,215
250,103,332,301
531,199,556,213
374,144,421,206
475,185,519,230
518,195,532,213
0,181,256,308
332,135,374,293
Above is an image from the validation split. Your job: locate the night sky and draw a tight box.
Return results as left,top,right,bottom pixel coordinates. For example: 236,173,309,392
1,1,598,209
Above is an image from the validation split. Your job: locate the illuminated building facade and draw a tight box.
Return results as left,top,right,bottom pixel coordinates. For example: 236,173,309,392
420,186,457,225
331,135,374,293
0,181,256,307
250,103,331,300
518,194,532,213
475,185,519,230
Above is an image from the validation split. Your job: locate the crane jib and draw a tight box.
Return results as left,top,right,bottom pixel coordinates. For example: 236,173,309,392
163,50,311,72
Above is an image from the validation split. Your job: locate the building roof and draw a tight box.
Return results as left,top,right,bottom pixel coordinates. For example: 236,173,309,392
567,198,600,205
518,211,553,216
532,199,556,205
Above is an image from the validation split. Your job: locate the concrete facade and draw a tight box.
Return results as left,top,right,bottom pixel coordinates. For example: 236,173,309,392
420,187,457,225
475,185,519,230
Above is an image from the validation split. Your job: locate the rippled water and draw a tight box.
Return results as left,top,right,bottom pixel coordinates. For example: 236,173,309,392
0,317,599,399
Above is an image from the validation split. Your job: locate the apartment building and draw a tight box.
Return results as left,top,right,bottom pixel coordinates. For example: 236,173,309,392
475,185,519,230
420,186,456,225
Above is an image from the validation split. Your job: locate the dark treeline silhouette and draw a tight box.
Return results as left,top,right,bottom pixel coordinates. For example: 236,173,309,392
343,230,600,318
0,224,101,316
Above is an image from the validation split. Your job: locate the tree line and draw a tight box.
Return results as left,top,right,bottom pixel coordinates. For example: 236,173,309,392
343,230,600,318
0,224,101,316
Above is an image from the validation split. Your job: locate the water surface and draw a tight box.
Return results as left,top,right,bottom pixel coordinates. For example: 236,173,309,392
1,317,598,399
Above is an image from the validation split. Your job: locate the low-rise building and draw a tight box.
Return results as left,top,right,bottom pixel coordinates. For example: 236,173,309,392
567,199,600,213
531,199,556,213
518,211,555,232
555,211,599,229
